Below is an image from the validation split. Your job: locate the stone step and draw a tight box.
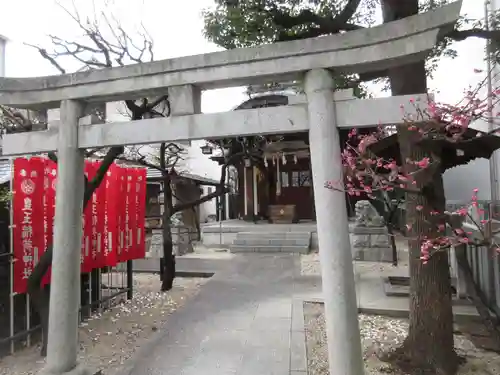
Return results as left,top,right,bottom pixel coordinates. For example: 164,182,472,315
233,238,311,246
235,231,311,241
382,276,470,305
230,245,310,254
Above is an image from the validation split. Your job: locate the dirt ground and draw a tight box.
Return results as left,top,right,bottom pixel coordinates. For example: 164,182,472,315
304,302,500,375
0,274,209,375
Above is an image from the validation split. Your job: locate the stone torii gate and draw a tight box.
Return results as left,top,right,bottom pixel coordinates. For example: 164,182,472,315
0,2,461,375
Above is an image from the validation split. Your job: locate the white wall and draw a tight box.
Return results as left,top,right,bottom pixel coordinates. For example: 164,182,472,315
186,140,220,221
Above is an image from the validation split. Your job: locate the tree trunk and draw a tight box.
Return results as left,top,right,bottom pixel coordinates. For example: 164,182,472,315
381,1,458,373
160,169,175,292
193,206,201,241
160,211,175,291
395,109,457,374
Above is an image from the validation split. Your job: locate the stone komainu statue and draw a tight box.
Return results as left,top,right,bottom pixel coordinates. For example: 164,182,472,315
354,200,384,227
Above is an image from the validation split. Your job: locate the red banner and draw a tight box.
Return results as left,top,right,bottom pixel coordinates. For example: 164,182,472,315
81,161,95,273
88,161,100,269
94,161,106,268
103,164,120,267
135,168,147,260
13,159,148,292
42,159,56,287
120,168,134,261
117,166,126,263
13,157,45,294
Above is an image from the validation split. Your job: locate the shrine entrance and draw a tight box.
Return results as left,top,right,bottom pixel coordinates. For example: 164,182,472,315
0,3,462,375
270,156,314,221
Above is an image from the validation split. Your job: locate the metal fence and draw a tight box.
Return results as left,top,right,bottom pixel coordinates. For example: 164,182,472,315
464,242,500,315
0,253,133,357
447,201,500,315
391,199,500,314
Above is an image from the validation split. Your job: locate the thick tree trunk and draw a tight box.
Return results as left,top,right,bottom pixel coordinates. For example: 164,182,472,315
381,1,458,373
160,170,175,292
391,70,457,374
160,210,175,291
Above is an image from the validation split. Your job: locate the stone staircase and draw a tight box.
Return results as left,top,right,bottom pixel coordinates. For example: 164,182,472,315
230,231,311,254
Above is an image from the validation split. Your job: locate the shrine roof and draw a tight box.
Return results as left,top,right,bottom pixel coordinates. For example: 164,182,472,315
369,128,500,171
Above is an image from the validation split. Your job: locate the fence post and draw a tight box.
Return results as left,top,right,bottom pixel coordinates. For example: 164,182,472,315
126,260,133,300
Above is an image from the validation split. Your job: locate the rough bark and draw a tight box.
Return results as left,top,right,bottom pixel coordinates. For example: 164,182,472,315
160,144,176,291
381,1,458,373
193,206,201,241
396,177,456,374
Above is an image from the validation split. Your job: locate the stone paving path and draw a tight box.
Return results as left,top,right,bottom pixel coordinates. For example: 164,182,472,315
119,253,307,375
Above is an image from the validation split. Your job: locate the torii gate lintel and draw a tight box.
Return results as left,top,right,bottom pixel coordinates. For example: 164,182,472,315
2,93,429,156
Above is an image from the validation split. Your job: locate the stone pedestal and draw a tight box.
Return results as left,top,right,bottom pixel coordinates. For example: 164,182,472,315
350,226,393,263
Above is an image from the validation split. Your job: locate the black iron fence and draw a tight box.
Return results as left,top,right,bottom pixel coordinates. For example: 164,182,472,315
447,201,500,315
0,254,133,357
462,242,500,315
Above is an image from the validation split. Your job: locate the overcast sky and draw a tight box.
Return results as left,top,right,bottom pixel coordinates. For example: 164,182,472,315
0,0,488,111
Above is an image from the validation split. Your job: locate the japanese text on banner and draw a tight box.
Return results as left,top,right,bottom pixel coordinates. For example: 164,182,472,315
135,168,147,260
42,159,56,287
13,157,44,294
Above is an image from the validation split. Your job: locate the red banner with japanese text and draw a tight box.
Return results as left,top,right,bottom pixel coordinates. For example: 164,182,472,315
93,161,106,268
88,161,106,268
81,160,95,273
42,159,56,287
103,163,120,267
134,168,147,260
13,159,148,290
116,166,126,263
13,157,45,294
121,168,135,261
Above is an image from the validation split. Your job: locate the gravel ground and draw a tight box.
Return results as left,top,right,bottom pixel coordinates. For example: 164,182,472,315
304,302,500,375
303,253,500,375
300,250,409,277
0,274,209,375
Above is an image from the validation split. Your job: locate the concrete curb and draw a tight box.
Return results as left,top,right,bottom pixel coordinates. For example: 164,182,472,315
302,296,486,323
290,299,307,375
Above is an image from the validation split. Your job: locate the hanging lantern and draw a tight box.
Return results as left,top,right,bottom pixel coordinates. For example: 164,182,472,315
200,143,213,155
272,156,276,165
243,157,252,168
294,155,298,164
264,155,268,167
282,154,287,165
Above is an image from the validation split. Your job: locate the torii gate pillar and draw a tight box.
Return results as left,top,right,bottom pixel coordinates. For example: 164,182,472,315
305,69,364,375
43,100,87,375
